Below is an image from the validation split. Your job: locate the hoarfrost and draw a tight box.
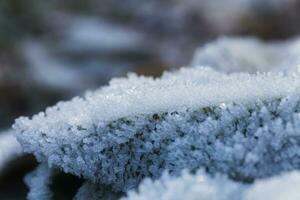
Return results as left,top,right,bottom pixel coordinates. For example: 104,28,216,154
123,170,243,200
14,66,300,191
124,170,300,200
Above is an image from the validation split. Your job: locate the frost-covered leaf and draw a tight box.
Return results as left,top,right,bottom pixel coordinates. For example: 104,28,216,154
13,66,300,191
24,164,57,200
191,37,300,73
123,170,243,200
124,170,300,200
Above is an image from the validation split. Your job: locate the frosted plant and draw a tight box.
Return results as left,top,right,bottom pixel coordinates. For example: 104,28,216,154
24,164,57,200
0,129,22,171
13,66,300,191
74,181,121,200
123,170,300,200
123,170,243,200
191,37,300,73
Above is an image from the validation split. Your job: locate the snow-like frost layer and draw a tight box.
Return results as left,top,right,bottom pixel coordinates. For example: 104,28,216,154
191,37,300,73
14,67,300,191
123,170,243,200
123,170,300,200
0,129,22,171
24,164,57,200
244,171,300,200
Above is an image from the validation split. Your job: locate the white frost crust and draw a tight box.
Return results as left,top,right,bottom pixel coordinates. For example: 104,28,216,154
123,170,243,200
191,37,300,73
14,66,300,130
244,171,300,200
124,170,300,200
